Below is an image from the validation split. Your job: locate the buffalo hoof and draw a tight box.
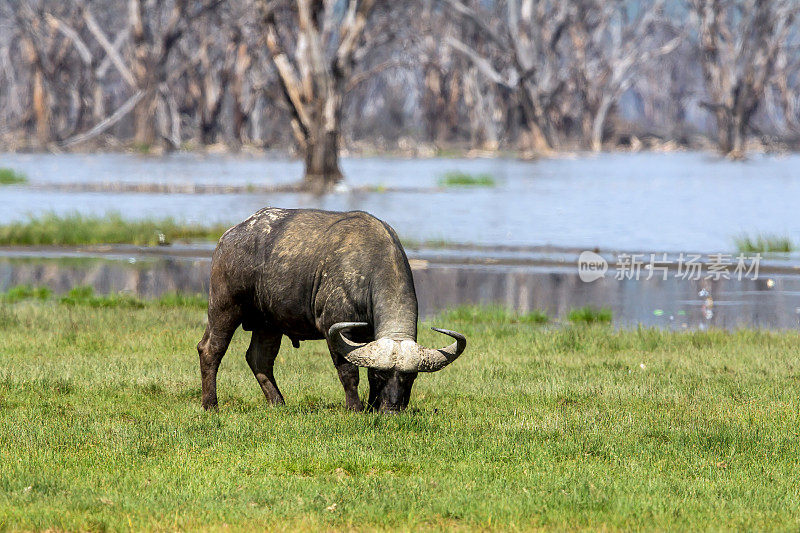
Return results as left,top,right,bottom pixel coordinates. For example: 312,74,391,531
346,399,364,412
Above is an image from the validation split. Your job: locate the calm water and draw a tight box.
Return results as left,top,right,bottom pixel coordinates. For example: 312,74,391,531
2,151,800,252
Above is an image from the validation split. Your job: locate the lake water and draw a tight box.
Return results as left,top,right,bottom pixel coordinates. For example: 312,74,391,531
2,151,800,252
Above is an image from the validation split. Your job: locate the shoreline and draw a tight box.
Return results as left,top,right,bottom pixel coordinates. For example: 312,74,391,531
3,135,799,160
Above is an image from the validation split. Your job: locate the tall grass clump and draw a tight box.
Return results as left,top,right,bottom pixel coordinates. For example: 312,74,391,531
0,213,230,246
734,233,794,253
0,284,208,309
568,305,613,324
0,168,27,185
0,284,51,303
438,171,496,187
59,285,144,308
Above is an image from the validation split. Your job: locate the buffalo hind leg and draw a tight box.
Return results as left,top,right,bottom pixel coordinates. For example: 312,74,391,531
197,301,241,410
246,328,285,406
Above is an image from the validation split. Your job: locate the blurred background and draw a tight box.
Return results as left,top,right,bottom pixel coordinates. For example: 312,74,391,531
1,0,800,328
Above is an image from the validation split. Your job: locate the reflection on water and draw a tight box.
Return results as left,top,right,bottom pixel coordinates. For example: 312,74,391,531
2,253,800,329
2,151,800,252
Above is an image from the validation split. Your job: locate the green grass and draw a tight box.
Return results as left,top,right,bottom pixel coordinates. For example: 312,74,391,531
734,233,794,253
1,285,208,310
399,236,455,249
155,291,211,309
434,147,465,158
438,304,549,325
58,285,145,308
0,284,51,303
0,213,229,246
438,171,496,188
0,168,27,185
133,142,153,154
2,299,800,530
568,306,613,324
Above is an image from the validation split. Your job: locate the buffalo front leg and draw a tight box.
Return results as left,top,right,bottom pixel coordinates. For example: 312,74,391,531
328,350,363,412
246,328,285,406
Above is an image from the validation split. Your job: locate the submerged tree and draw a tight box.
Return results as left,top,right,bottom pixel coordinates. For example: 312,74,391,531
689,0,800,157
258,0,379,190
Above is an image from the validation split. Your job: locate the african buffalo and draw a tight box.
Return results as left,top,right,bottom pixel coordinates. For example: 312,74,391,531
197,207,466,412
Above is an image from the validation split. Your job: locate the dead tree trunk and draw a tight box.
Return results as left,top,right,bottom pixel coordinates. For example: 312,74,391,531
30,59,51,146
304,118,342,184
231,41,253,146
260,0,376,191
16,14,54,147
129,0,158,147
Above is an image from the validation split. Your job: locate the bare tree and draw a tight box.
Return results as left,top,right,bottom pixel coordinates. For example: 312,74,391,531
3,0,800,157
443,0,574,152
566,0,680,151
417,0,467,146
4,0,226,150
769,33,800,138
127,0,224,148
689,0,799,157
443,0,680,152
7,1,92,146
258,0,385,189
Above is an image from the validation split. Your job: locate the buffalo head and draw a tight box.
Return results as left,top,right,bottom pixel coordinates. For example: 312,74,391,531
328,322,466,412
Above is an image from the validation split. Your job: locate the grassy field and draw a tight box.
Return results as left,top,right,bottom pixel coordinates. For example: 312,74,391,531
1,297,800,531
